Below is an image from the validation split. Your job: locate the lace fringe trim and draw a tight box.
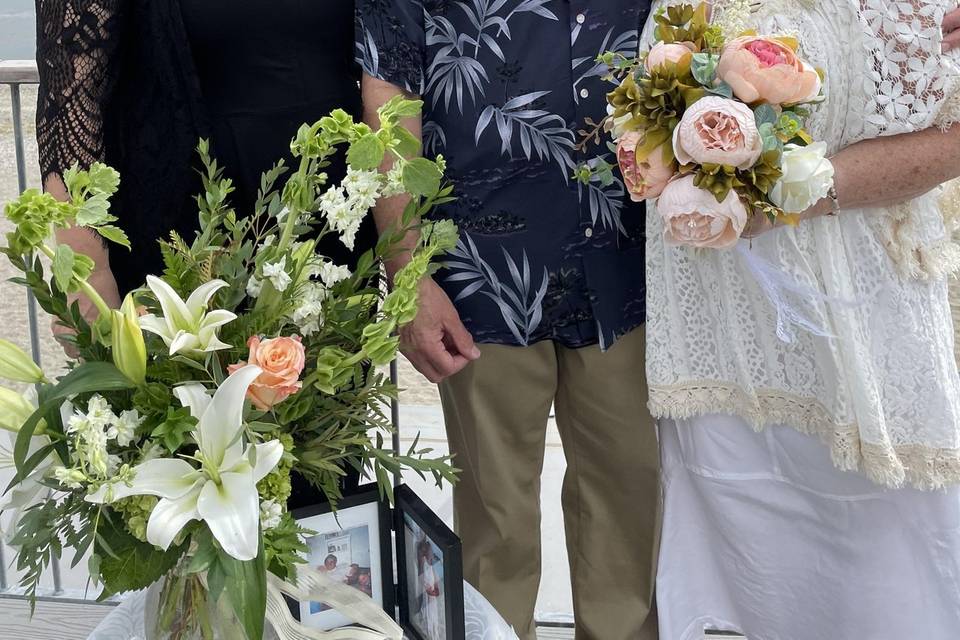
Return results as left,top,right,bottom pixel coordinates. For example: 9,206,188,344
876,192,960,282
649,382,960,490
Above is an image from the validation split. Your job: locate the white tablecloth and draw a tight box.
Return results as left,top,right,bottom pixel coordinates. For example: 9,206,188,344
87,580,519,640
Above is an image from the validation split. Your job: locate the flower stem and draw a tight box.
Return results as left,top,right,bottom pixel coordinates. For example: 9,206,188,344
39,243,113,321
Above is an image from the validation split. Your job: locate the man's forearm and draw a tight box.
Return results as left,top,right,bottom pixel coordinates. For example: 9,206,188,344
362,74,423,280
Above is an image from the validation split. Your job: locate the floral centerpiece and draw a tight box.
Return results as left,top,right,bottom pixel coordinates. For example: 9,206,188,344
0,97,457,640
578,1,834,248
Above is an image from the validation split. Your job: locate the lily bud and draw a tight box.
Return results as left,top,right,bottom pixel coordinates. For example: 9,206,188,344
111,294,147,385
0,387,38,433
0,339,45,384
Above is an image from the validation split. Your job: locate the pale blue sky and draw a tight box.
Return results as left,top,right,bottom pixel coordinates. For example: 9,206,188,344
0,0,36,60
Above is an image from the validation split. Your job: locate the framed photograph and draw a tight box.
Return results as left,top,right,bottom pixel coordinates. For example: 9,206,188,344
291,484,395,631
395,484,465,640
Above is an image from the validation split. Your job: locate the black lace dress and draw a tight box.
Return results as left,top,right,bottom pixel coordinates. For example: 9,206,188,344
35,0,374,295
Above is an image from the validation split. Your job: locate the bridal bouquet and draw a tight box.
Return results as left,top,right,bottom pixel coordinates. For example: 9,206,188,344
0,97,455,640
580,1,834,248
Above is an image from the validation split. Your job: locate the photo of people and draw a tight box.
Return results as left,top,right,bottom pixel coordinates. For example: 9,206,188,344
404,513,447,640
295,496,387,631
307,525,374,614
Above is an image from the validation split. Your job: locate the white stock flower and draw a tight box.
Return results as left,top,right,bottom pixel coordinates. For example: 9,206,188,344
139,276,237,357
87,366,284,562
769,142,835,214
109,410,142,447
320,187,364,250
259,499,283,531
317,261,352,288
380,165,406,198
246,275,263,298
289,282,327,337
263,257,293,293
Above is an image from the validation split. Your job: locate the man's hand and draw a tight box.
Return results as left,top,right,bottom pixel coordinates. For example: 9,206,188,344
945,7,960,52
400,277,480,383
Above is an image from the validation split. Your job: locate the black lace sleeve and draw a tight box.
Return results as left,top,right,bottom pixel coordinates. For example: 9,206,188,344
35,0,124,182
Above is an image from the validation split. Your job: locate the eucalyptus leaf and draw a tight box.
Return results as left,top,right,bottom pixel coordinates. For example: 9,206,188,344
754,104,778,127
706,82,734,99
690,52,719,86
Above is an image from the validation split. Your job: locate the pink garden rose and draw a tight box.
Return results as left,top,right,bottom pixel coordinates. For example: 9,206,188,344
657,175,748,249
617,131,676,201
717,36,822,105
646,42,694,72
228,335,306,410
672,96,763,169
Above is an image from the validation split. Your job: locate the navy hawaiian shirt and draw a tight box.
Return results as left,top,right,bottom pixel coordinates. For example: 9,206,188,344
357,0,650,349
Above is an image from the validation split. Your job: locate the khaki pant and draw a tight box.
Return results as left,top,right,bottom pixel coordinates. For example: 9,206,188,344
439,328,660,640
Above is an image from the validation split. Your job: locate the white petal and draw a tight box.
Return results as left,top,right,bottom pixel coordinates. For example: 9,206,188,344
197,472,260,561
185,280,229,318
197,365,262,467
173,383,212,419
86,458,202,503
146,486,203,551
138,315,172,342
169,331,200,356
250,440,284,484
146,276,195,331
199,309,237,331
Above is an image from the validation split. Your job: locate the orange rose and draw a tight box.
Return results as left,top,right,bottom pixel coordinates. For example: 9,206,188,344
717,36,821,105
228,335,305,411
617,131,676,201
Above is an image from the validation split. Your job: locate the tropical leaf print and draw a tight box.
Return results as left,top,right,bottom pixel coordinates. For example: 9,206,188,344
445,233,549,345
422,122,448,157
572,28,639,101
426,15,490,111
580,172,627,233
475,91,576,177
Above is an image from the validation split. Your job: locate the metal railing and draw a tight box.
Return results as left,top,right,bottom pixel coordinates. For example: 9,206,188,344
2,58,60,598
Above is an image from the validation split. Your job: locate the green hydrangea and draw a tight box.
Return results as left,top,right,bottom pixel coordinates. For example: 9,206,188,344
257,432,295,505
112,495,159,543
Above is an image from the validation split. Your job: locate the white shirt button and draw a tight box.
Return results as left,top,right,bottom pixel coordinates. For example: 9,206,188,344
584,228,594,238
576,13,586,24
580,88,590,99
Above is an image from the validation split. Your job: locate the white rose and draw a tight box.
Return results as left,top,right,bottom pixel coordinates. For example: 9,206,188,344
769,142,835,214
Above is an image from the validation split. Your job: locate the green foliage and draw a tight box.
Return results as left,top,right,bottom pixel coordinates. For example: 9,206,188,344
95,510,187,599
263,513,309,582
151,407,199,453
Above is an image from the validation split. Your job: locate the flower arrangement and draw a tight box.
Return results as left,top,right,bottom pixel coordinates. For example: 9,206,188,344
0,97,456,639
578,1,834,249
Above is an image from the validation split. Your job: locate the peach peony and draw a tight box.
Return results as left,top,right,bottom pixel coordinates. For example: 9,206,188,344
657,175,748,249
717,36,821,105
617,131,676,201
228,335,306,410
672,96,762,169
646,42,694,72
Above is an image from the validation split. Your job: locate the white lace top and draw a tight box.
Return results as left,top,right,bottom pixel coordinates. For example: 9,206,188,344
645,0,960,489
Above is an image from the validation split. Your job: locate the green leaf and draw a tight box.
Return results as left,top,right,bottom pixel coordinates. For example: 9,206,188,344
221,539,267,640
690,52,718,86
347,133,386,170
705,81,733,99
52,244,76,294
754,104,778,127
393,126,422,158
96,225,131,249
95,512,187,599
402,158,443,198
387,97,424,119
73,193,113,227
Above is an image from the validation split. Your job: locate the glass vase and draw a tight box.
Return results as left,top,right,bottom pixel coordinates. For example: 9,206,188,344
144,562,248,640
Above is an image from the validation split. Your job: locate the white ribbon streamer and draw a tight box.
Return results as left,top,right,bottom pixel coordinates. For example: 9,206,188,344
263,565,403,640
736,243,866,343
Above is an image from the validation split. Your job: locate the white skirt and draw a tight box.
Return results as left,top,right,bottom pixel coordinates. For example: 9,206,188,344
657,414,960,640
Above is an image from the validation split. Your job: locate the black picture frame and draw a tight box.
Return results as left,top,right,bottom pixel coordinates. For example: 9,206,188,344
395,484,465,640
290,483,396,631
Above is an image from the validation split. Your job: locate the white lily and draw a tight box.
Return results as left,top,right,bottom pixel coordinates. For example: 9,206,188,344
139,276,237,356
87,366,283,561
